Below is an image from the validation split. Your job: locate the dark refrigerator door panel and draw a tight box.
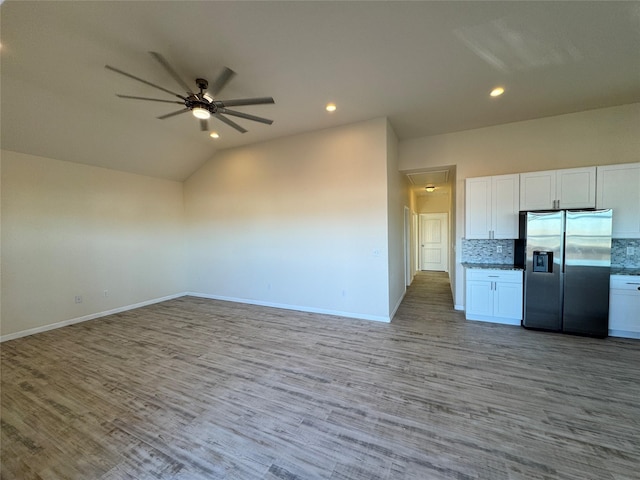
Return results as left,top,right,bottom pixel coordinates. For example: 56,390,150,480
523,271,563,331
563,266,610,336
562,209,612,337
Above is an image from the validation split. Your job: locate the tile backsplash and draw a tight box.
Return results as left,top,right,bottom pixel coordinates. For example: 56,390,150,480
611,238,640,268
462,239,514,264
462,238,640,268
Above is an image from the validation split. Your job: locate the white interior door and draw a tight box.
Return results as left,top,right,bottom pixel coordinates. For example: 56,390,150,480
419,213,448,272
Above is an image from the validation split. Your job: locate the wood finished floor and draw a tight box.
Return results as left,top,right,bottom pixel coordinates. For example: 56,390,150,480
2,272,639,479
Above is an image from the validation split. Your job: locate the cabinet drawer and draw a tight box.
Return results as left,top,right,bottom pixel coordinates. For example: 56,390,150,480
467,269,522,283
610,276,640,291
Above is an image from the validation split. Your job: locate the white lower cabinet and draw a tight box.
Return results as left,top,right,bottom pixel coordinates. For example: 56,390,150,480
609,275,640,338
465,269,523,325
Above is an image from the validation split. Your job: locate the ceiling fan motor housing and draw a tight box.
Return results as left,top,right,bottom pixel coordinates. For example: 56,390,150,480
188,78,216,113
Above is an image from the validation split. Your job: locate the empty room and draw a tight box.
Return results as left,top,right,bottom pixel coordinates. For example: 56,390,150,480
1,1,639,479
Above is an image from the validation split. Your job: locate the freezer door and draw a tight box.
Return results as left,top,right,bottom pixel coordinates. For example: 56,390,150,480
523,211,564,331
563,209,612,337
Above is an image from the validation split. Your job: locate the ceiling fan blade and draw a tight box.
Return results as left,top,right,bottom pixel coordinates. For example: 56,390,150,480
149,51,194,95
214,113,247,134
200,119,209,132
209,67,236,96
116,94,184,104
219,108,273,125
105,65,186,100
214,97,275,107
157,108,191,120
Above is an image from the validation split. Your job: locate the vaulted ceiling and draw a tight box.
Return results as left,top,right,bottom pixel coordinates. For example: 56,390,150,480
2,1,639,181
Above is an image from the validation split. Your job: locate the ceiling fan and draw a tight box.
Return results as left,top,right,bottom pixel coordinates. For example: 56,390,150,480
105,52,274,134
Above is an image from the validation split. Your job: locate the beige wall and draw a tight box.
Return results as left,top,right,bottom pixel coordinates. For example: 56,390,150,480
399,102,640,308
184,117,396,321
385,120,411,316
416,192,450,213
4,103,635,336
1,151,186,338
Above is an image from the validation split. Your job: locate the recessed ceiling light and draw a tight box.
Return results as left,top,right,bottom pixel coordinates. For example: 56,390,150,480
490,87,505,97
326,103,337,112
210,132,219,139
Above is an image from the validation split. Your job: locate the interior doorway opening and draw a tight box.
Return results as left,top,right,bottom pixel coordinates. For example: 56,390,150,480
419,213,448,272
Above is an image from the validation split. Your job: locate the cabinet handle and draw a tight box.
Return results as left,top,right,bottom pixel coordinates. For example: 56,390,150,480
626,282,640,285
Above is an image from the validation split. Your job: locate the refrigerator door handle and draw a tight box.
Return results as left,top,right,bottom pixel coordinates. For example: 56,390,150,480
562,232,566,273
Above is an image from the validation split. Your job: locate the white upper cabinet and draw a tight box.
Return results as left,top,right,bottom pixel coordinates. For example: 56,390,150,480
466,174,519,239
596,162,640,238
520,167,596,210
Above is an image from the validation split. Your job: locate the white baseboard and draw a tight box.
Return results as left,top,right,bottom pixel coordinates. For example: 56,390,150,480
1,293,187,342
454,304,464,311
389,290,406,321
465,314,521,326
609,329,640,340
187,292,391,323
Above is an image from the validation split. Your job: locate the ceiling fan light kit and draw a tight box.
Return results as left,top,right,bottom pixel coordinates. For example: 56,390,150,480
105,52,274,134
192,107,210,120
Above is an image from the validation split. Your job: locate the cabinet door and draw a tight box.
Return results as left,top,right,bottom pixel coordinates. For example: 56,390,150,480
596,163,640,238
492,174,520,239
494,281,523,320
557,167,596,209
520,171,555,210
465,177,491,239
609,290,640,333
466,280,493,316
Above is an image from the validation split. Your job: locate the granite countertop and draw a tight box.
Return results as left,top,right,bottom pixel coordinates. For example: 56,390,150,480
462,263,524,271
462,264,640,275
611,267,640,276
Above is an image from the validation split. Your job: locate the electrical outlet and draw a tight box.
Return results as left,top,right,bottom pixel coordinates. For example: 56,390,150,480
627,246,635,256
103,290,109,297
74,295,82,304
496,245,503,253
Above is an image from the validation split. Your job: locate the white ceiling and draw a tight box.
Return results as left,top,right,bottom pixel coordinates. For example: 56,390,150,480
2,1,639,181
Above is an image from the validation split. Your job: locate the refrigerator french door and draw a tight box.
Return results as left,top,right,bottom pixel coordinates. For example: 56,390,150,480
522,209,612,337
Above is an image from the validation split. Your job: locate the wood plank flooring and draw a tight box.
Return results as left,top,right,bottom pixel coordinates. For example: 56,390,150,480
2,271,639,479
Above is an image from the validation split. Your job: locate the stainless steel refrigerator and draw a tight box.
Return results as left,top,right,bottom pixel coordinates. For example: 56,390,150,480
520,209,612,337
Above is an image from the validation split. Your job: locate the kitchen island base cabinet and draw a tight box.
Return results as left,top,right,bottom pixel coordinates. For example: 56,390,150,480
465,269,523,325
609,275,640,339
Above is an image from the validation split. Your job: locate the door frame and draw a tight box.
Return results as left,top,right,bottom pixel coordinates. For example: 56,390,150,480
419,212,449,272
